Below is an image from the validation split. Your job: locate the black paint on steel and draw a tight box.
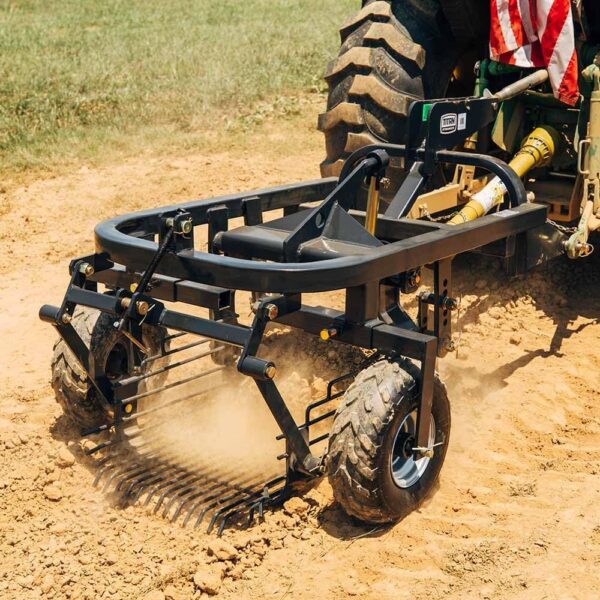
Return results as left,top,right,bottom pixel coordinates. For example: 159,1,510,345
41,107,557,532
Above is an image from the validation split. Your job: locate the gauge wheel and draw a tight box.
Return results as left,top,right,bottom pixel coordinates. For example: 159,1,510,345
327,358,450,524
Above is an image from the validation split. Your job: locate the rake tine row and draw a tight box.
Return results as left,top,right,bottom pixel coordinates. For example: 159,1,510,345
193,473,281,530
119,345,224,388
152,462,237,514
121,383,218,422
81,334,293,533
183,473,262,528
92,441,287,532
142,336,209,366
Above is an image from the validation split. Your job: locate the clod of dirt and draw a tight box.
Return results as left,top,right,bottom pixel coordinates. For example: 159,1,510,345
40,573,55,594
193,565,225,595
163,585,178,600
43,484,63,501
207,539,238,562
143,591,165,600
509,334,522,345
283,496,310,517
56,446,75,468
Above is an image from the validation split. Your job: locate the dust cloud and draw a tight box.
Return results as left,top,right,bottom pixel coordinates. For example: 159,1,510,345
134,327,367,480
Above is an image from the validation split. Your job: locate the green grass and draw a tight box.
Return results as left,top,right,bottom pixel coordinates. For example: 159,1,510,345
0,0,357,171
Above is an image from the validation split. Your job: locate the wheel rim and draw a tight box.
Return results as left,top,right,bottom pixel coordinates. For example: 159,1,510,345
390,410,436,489
104,342,129,380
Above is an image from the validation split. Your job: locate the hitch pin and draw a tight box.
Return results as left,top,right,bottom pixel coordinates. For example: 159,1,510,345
412,441,445,457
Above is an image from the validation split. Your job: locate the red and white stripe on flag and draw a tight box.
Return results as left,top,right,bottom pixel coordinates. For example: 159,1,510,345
490,0,579,105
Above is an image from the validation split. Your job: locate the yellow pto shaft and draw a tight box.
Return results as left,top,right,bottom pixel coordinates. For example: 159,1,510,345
448,125,560,225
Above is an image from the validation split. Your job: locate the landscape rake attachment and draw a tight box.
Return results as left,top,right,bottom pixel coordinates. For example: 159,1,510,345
42,76,567,532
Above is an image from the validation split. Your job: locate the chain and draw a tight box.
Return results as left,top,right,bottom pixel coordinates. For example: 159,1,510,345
421,209,459,223
545,218,578,235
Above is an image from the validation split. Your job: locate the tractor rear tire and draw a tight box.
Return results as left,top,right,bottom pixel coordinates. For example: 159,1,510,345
318,0,459,182
51,308,165,431
327,358,450,524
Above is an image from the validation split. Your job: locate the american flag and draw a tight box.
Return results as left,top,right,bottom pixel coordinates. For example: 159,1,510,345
489,0,579,105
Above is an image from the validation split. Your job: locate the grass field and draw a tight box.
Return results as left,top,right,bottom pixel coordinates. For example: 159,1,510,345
0,0,356,172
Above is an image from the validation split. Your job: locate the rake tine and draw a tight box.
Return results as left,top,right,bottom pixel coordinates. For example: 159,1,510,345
112,455,164,492
153,471,205,513
119,463,166,497
156,461,231,516
196,474,273,531
208,492,261,535
216,477,286,535
107,455,162,493
185,475,259,528
94,454,134,488
114,460,158,492
171,479,232,524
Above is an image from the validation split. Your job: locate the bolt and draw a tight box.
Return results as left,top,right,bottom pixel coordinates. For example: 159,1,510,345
136,301,150,316
265,304,278,320
180,219,193,235
124,404,133,414
61,313,72,324
120,297,132,310
320,327,338,341
408,271,421,287
165,217,174,228
265,365,277,380
443,297,458,310
79,262,94,277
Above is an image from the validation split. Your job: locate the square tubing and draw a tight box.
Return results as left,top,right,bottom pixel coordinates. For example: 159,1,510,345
434,258,453,357
254,379,318,474
414,336,437,449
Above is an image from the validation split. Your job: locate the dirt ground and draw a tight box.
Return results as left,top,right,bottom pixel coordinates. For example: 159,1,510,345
1,116,599,600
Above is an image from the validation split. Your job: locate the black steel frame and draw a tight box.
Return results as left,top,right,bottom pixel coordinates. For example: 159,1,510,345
40,134,547,520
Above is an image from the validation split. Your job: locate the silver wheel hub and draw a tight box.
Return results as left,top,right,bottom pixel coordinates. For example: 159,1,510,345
390,410,436,489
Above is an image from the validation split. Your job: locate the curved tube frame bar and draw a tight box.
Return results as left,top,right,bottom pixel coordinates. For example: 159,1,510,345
94,145,531,294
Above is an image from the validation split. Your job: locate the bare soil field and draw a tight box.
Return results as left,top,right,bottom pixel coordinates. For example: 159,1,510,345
0,116,599,600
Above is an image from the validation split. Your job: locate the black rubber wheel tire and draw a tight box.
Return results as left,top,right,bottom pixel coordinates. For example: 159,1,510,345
326,358,450,524
318,0,459,184
51,308,166,431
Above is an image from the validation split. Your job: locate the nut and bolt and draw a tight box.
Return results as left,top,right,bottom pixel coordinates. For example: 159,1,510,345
445,337,457,352
119,297,149,316
135,301,150,316
265,365,277,380
265,304,278,320
442,297,458,310
61,313,72,324
78,262,95,277
180,219,193,235
166,217,193,234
